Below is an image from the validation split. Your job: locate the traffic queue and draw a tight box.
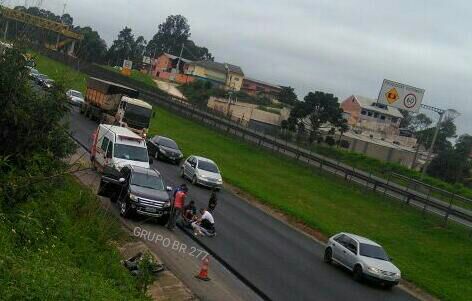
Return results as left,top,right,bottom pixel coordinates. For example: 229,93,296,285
91,123,219,237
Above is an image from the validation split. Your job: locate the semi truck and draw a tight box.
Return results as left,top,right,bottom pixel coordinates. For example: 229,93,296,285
80,77,154,137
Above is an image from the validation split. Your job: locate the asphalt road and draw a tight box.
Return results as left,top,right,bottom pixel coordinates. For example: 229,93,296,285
68,108,417,301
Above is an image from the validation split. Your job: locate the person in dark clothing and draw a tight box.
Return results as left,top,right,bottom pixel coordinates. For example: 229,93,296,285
183,200,197,220
208,190,218,212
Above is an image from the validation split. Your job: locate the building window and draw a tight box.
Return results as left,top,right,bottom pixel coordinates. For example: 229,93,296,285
374,112,379,118
391,117,398,123
234,77,240,82
380,115,386,120
361,110,367,115
367,111,373,117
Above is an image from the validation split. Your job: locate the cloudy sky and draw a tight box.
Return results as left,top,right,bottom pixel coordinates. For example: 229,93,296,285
7,0,472,134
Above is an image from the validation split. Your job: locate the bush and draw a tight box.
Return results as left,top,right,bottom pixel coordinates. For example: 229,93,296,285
339,140,350,149
325,136,336,146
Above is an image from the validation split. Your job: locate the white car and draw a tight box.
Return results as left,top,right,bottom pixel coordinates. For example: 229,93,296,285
181,156,223,190
66,89,85,106
324,233,401,288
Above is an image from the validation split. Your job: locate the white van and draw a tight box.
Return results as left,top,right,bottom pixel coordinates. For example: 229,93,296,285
91,124,151,172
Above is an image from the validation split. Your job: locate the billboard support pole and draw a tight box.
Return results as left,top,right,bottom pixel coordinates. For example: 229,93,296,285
421,111,444,177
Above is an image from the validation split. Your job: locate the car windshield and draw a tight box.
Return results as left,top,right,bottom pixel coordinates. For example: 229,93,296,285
198,161,219,173
159,138,178,149
70,91,83,98
114,144,149,162
29,68,39,74
124,103,152,129
131,172,164,190
38,74,48,80
359,243,389,261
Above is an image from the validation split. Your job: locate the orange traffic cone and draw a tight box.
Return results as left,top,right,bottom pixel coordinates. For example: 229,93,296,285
195,256,211,281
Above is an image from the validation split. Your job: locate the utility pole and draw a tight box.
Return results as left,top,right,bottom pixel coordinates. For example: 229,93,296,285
55,2,67,50
421,111,444,177
176,42,184,72
3,21,8,41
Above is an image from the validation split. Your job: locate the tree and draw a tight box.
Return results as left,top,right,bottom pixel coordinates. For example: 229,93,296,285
147,15,191,56
183,40,214,61
107,27,136,66
60,13,74,26
416,115,456,153
427,134,472,183
278,86,298,106
74,26,107,63
132,36,147,63
0,47,75,206
409,113,432,132
288,91,344,143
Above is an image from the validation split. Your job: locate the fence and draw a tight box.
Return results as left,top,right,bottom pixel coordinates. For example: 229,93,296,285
40,49,472,233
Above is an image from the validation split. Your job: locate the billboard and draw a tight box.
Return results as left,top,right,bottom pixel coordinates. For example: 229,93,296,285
122,59,133,70
377,79,425,113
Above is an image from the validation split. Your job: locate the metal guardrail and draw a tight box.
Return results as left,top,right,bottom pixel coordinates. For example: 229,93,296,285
39,49,472,231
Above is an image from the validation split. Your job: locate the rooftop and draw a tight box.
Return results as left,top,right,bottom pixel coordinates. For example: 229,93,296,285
193,60,244,76
122,96,153,110
353,95,404,119
244,77,282,90
162,52,192,64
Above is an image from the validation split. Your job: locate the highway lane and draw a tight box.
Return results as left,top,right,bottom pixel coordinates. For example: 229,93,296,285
68,108,417,301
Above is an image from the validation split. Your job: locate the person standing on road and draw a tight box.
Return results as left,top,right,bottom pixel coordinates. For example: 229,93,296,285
167,185,188,230
208,189,218,212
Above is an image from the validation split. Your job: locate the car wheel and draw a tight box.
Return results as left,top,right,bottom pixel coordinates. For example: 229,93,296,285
110,191,118,203
324,248,333,264
192,176,197,185
383,283,395,290
120,200,130,218
158,215,170,226
180,168,185,178
353,265,363,282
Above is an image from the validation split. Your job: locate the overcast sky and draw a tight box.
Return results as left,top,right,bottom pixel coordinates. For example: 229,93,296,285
8,0,472,135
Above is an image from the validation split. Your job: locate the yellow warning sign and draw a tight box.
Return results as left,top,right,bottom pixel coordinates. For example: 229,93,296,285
385,88,399,104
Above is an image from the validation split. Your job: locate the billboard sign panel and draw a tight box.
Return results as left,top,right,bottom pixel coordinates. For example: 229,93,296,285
377,79,425,113
142,56,151,64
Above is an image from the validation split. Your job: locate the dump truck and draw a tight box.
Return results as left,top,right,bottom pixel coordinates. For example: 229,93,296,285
80,77,154,137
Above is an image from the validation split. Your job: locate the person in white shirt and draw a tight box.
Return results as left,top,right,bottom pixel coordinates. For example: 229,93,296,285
192,208,215,236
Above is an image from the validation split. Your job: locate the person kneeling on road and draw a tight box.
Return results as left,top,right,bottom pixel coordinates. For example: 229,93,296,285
167,185,188,230
192,208,215,236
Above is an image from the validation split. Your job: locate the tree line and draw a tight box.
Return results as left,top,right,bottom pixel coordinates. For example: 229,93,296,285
3,7,213,66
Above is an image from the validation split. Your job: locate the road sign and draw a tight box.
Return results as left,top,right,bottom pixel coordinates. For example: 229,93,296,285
122,59,133,70
142,56,151,64
377,79,425,112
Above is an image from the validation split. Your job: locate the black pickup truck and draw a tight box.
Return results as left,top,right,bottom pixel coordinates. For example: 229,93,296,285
98,165,172,224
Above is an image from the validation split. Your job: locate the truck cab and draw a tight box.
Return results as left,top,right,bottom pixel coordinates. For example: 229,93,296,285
91,124,152,172
115,96,153,137
81,77,154,137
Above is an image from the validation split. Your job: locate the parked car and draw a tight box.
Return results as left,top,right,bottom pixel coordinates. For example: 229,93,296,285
324,233,401,288
41,78,55,90
26,66,39,79
147,135,183,164
66,89,85,106
91,124,152,172
33,73,48,85
181,156,223,190
97,165,172,224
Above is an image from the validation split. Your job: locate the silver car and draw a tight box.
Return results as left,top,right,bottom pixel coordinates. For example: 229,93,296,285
181,155,223,190
66,89,85,106
324,233,401,288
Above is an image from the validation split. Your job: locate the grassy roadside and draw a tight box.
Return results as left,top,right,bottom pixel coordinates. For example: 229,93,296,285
35,54,472,301
101,65,157,87
0,176,149,300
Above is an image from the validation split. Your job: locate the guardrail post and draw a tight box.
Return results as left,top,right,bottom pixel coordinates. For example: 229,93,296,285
443,193,455,227
383,173,391,199
422,187,432,218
